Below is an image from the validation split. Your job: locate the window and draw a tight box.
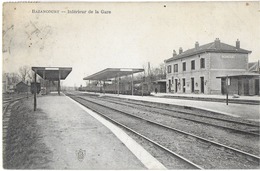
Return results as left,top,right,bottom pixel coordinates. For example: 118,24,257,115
200,58,205,69
182,62,186,71
191,60,195,70
174,64,178,72
167,65,172,73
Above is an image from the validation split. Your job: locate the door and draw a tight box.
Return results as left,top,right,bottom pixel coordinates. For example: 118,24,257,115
182,78,185,93
191,78,194,93
175,79,178,93
221,78,226,95
238,78,242,95
244,79,249,95
255,79,259,95
200,77,204,93
168,80,171,92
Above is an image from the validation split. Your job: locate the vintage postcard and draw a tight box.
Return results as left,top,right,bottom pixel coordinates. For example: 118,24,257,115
2,1,260,169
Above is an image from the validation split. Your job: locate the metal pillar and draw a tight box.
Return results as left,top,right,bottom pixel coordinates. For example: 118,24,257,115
117,74,120,96
103,80,106,94
114,77,117,94
43,71,46,95
131,71,134,96
88,80,90,92
34,70,37,111
226,76,229,105
58,71,60,95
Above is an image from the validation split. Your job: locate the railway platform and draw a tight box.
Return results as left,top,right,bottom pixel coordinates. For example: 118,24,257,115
82,92,260,121
151,92,260,104
31,93,165,169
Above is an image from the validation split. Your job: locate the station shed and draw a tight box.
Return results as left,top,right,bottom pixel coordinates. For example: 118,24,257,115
216,72,260,96
83,68,144,95
16,81,29,93
152,79,167,93
32,67,72,111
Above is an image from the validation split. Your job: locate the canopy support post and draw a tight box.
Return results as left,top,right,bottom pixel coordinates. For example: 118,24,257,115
58,70,61,95
131,71,134,96
34,70,37,111
117,73,120,96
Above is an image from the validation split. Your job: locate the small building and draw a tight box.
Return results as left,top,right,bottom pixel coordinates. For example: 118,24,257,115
153,79,166,93
217,73,260,96
164,38,251,95
16,81,29,93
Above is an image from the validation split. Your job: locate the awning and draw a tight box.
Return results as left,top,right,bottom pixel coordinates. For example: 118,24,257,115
216,72,260,79
32,67,72,80
83,68,144,80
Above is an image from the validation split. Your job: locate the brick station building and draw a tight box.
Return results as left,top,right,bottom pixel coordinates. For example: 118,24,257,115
164,38,255,95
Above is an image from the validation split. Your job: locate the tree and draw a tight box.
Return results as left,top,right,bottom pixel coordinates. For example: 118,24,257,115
18,66,32,82
6,73,20,84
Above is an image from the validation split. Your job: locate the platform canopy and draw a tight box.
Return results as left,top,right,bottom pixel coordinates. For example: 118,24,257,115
83,68,144,81
32,67,72,80
216,72,260,79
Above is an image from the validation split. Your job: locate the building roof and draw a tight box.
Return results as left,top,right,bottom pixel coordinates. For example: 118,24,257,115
216,72,260,78
83,68,144,80
165,39,251,63
16,81,28,86
32,67,72,80
248,61,260,73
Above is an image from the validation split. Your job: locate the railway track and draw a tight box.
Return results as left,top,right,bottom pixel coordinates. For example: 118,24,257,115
89,95,260,136
3,96,31,114
67,93,203,169
66,93,260,169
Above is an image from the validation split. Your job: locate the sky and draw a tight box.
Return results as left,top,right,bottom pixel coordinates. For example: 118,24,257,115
3,2,260,86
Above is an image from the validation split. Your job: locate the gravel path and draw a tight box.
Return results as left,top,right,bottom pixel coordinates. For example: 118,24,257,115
3,95,147,169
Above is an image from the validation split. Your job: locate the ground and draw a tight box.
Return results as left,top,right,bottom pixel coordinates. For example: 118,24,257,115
3,96,146,169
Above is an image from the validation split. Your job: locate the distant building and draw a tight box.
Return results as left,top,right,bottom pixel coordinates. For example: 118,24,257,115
16,81,29,93
164,38,254,95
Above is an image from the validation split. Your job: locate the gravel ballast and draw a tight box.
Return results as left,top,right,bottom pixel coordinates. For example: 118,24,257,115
73,95,260,169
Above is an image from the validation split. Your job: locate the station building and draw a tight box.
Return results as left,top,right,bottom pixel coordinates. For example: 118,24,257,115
164,38,258,95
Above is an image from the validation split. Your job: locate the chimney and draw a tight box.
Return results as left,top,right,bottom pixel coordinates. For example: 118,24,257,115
195,41,199,50
179,47,183,54
215,38,221,49
236,39,240,49
173,50,177,57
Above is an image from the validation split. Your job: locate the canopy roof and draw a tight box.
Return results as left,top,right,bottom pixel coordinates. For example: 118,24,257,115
216,72,260,79
83,68,144,80
32,67,72,80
